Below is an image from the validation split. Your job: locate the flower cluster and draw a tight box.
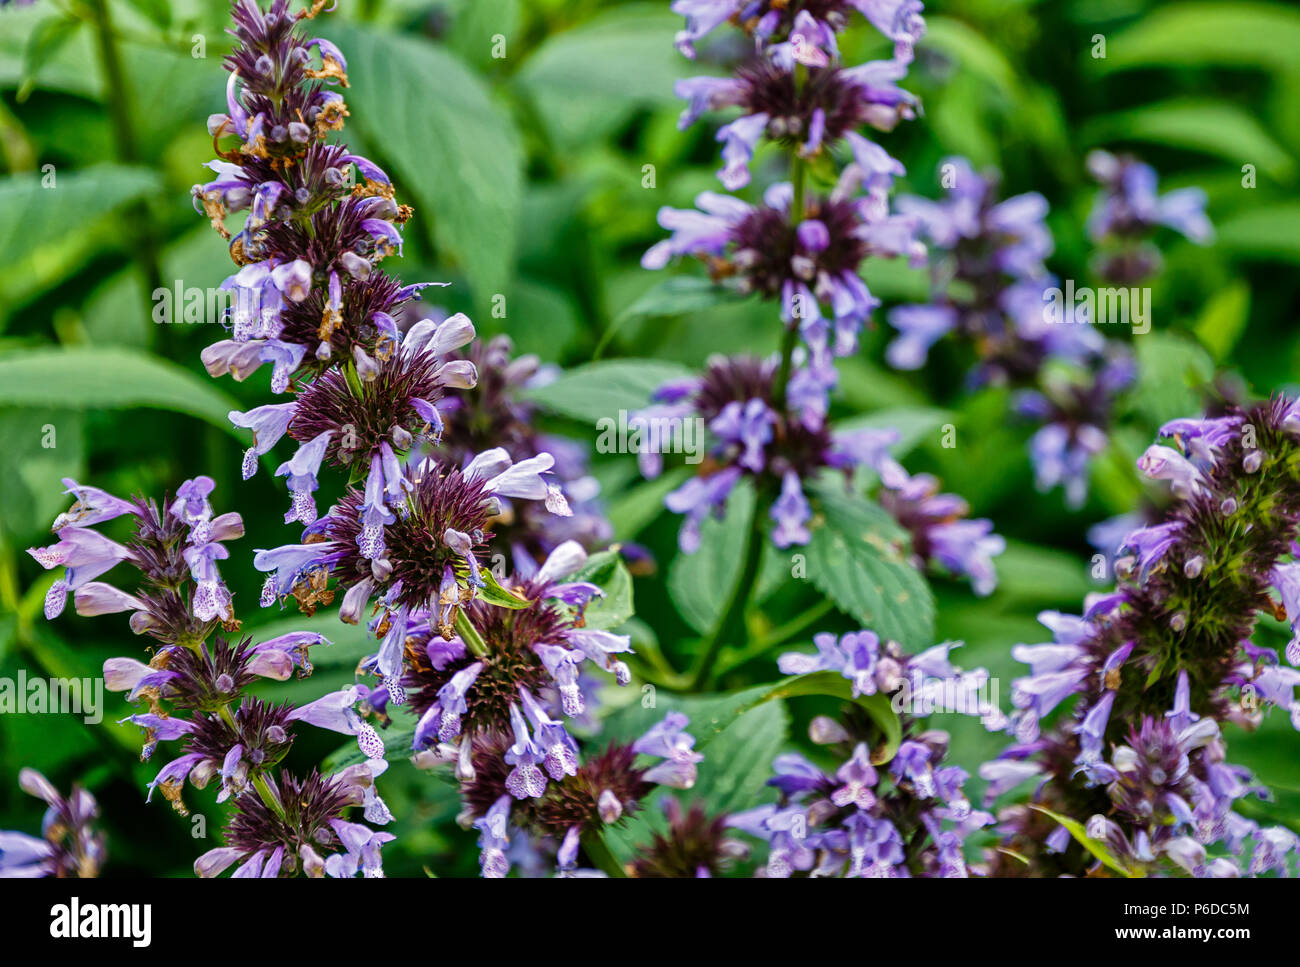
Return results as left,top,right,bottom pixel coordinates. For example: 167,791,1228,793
197,0,422,390
0,770,105,878
647,0,928,366
886,157,1086,379
729,630,999,876
397,542,635,770
457,712,705,877
435,333,614,570
633,353,1004,594
196,1,495,534
981,397,1300,876
252,448,569,690
1086,149,1213,284
29,477,241,638
876,463,1006,597
886,157,1139,508
30,475,394,877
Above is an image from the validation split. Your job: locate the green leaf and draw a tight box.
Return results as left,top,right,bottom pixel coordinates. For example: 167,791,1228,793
478,569,532,610
924,16,1020,98
514,3,694,147
1082,100,1295,182
993,540,1095,605
605,467,688,538
1095,2,1300,74
1031,806,1144,878
333,24,523,310
0,165,163,312
19,16,81,101
1215,203,1300,263
0,346,245,439
1193,279,1252,361
0,164,159,263
525,357,695,423
0,407,85,539
668,481,756,634
567,549,635,631
442,0,520,71
758,671,902,764
614,276,746,325
795,478,936,651
1132,331,1215,426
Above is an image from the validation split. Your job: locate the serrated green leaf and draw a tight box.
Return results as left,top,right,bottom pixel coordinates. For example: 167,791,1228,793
796,478,935,651
667,480,755,634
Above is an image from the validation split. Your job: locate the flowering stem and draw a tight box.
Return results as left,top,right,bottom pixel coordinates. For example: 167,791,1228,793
773,150,807,410
216,703,285,820
455,608,490,658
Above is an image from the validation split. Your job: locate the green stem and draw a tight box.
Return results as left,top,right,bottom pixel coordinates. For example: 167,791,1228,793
88,0,167,350
688,487,769,691
344,359,365,398
580,829,628,878
772,315,801,412
218,704,286,820
455,608,489,658
716,598,836,677
250,772,285,820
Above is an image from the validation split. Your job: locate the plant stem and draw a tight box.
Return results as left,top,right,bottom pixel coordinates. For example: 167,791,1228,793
251,772,285,820
88,0,167,348
688,485,769,691
216,704,286,820
716,598,836,677
772,314,801,412
455,608,489,658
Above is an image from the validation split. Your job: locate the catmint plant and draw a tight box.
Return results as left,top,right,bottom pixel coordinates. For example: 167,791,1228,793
982,398,1300,877
0,770,105,878
1086,149,1214,284
29,475,394,877
886,156,1138,508
729,630,1002,876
